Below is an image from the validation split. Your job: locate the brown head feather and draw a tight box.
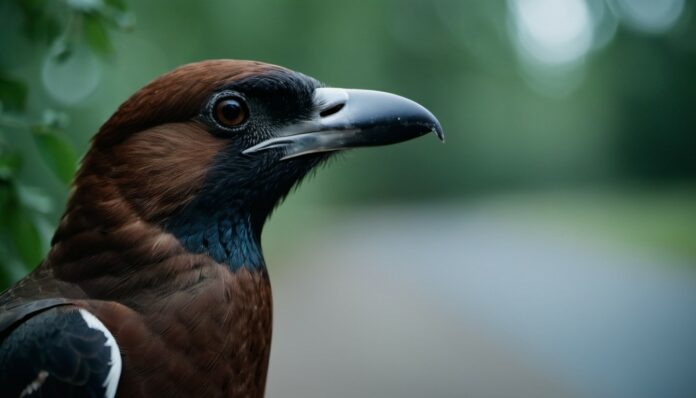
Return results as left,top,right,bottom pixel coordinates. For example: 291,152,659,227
55,60,286,240
93,60,282,148
47,60,289,288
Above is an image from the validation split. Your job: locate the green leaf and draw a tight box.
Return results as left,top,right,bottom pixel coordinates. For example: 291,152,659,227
110,11,135,31
49,38,74,64
101,0,135,30
18,0,62,43
0,257,29,288
0,185,11,220
0,151,22,181
66,0,104,13
33,129,77,184
17,185,53,214
104,0,127,11
83,14,113,57
7,207,44,267
0,75,29,112
40,109,70,129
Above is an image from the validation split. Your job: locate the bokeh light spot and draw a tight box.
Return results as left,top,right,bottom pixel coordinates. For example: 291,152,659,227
610,0,685,34
42,41,101,105
509,0,594,65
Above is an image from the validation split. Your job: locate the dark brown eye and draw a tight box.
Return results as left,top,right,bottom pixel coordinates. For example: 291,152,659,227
214,97,247,127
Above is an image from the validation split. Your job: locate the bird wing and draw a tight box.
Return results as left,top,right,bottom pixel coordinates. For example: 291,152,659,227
0,298,70,332
0,305,122,398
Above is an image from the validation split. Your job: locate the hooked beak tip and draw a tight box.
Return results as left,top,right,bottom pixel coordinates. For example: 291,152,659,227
432,124,445,143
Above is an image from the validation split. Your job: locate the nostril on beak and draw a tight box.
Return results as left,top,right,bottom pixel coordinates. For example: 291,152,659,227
319,102,345,118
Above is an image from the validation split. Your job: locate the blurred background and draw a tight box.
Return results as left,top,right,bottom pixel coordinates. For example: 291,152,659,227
1,0,695,397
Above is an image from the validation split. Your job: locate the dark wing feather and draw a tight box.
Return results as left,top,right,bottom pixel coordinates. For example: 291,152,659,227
0,298,69,333
0,305,119,398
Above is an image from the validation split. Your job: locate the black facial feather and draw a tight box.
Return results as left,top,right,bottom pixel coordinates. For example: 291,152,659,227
163,70,327,270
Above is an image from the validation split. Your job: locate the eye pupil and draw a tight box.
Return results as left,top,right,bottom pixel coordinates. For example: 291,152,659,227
222,101,240,119
214,97,247,127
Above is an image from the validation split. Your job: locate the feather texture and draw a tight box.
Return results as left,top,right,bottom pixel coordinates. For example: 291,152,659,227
1,60,288,397
0,58,441,397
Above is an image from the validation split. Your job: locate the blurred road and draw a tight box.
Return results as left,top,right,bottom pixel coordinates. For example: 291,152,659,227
265,206,696,398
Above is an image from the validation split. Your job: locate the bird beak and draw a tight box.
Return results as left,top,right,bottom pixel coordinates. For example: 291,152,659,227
242,87,444,160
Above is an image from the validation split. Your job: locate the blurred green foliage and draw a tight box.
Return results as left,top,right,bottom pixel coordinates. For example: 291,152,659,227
0,0,132,286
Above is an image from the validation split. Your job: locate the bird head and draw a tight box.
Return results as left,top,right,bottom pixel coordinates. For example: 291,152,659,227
62,60,442,270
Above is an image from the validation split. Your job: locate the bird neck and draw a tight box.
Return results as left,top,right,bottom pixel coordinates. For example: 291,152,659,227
47,170,268,297
165,209,265,271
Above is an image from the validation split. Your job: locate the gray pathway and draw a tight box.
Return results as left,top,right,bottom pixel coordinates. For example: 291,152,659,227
265,207,696,398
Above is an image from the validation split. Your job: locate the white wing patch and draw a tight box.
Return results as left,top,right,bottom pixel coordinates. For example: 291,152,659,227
19,370,49,397
79,309,122,398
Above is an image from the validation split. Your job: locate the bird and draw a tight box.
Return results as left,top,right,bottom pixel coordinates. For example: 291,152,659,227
0,59,443,398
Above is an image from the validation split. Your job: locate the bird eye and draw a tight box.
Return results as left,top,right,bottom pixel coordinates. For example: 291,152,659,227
214,97,247,127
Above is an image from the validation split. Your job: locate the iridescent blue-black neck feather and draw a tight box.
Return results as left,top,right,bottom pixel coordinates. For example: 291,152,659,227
165,207,264,271
159,69,324,271
162,147,327,271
